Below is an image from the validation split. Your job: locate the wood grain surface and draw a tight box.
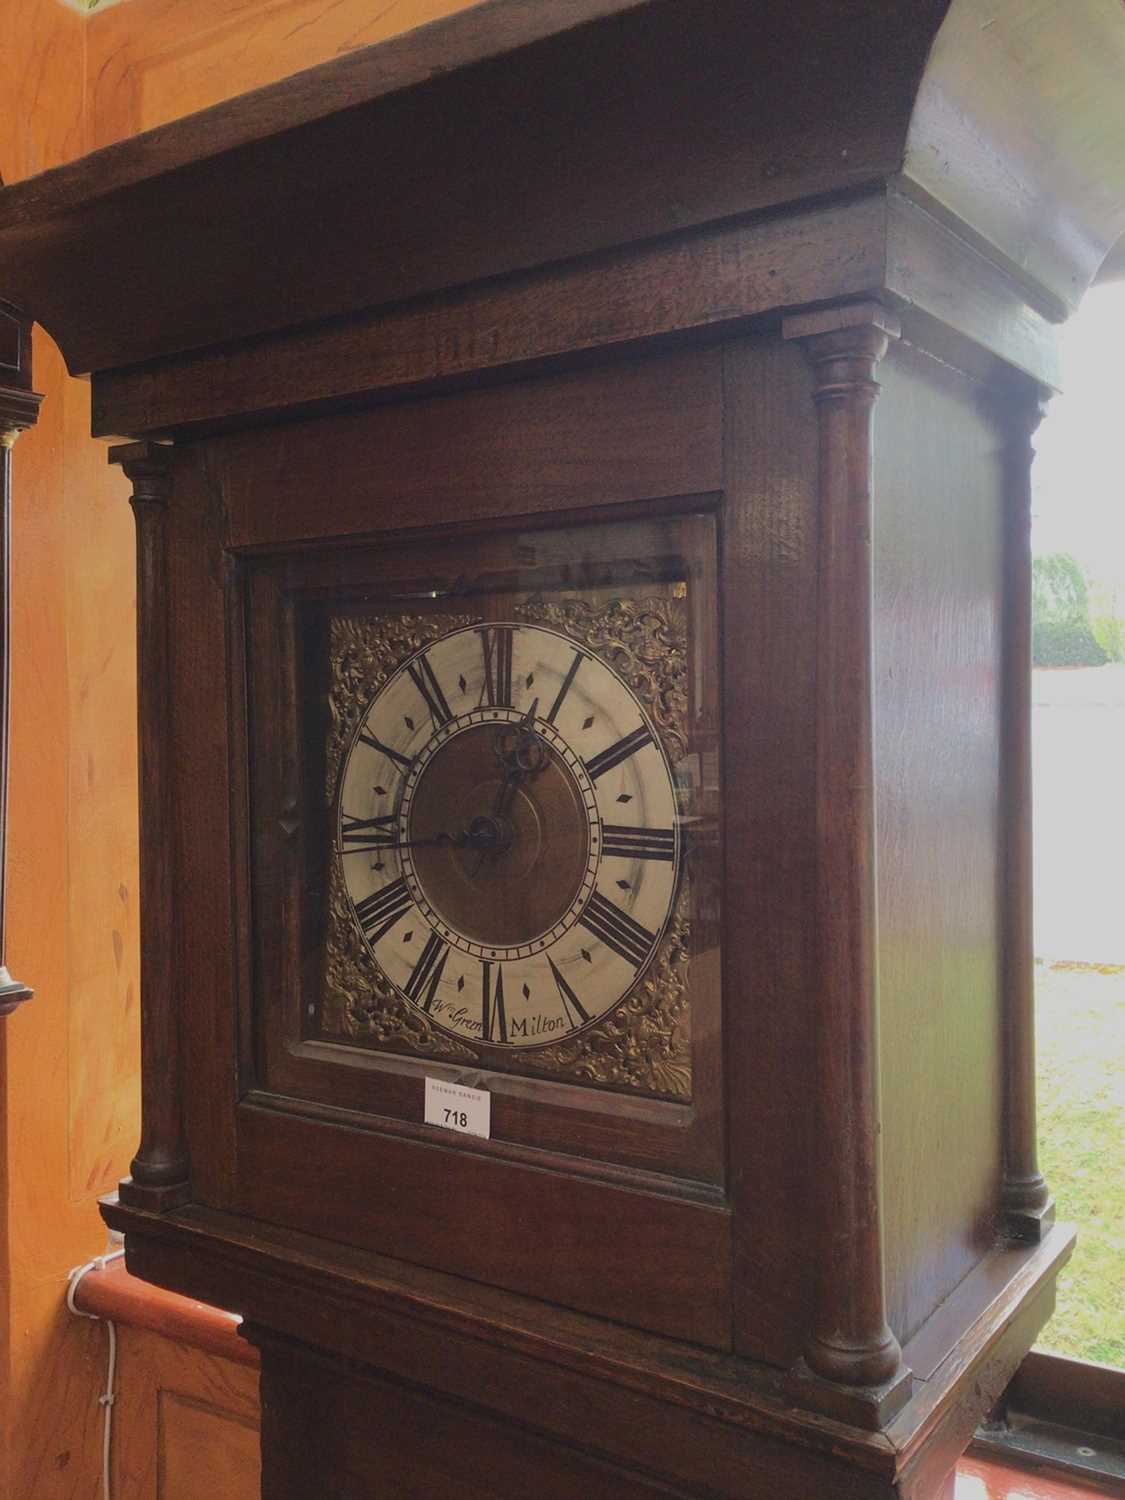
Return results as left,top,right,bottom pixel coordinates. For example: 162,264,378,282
86,0,484,149
111,1325,260,1499
90,192,888,440
0,13,143,1494
73,1244,254,1369
0,0,949,375
720,335,820,1367
873,340,1008,1345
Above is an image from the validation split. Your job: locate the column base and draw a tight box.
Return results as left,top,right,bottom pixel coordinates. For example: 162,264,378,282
785,1355,914,1431
117,1174,192,1212
1003,1196,1056,1243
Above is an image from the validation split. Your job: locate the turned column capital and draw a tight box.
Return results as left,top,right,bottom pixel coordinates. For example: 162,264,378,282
982,378,1052,465
0,299,44,441
783,301,901,368
0,396,43,440
111,440,174,506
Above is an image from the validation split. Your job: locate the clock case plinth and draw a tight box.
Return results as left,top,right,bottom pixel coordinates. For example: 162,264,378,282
3,0,1119,1493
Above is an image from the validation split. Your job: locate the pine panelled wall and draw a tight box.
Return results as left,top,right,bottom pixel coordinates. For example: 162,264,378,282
0,2,479,1494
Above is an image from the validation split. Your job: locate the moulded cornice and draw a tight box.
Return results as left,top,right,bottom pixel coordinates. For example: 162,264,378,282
0,0,1120,379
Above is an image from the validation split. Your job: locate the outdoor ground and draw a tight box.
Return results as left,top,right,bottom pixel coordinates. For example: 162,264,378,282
1035,961,1125,1366
1030,666,1124,1368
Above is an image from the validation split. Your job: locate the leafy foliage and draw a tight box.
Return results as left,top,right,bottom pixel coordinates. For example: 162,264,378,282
1032,553,1107,667
1091,614,1125,663
1090,580,1125,664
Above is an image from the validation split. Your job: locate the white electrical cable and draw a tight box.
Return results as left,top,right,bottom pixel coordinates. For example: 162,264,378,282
67,1247,127,1500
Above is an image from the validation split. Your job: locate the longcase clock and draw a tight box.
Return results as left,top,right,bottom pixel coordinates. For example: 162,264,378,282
0,0,1117,1494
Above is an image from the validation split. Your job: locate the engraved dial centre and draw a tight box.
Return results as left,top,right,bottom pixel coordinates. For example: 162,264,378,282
406,723,591,949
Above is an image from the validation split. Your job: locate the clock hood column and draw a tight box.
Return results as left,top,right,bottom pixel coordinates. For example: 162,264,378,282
111,440,191,1210
996,380,1056,1242
782,302,911,1428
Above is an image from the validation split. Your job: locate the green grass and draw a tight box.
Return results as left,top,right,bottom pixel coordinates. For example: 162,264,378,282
1034,961,1125,1367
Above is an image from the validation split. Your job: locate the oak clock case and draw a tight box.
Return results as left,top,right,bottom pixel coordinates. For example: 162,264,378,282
243,511,725,1330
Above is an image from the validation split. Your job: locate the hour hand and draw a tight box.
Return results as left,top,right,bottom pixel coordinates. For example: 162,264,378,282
493,699,549,777
519,695,540,732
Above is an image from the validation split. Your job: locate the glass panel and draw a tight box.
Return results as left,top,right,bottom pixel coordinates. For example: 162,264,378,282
1031,281,1125,1370
244,508,724,1185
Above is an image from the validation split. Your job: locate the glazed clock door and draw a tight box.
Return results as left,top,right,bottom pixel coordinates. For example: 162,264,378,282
202,353,732,1348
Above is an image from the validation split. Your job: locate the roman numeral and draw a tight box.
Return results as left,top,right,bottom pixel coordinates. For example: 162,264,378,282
406,653,452,726
547,955,590,1028
354,878,413,944
339,812,398,852
578,890,656,969
601,824,676,862
478,626,514,708
357,730,413,771
546,650,584,725
584,725,653,782
480,960,507,1044
403,930,448,1012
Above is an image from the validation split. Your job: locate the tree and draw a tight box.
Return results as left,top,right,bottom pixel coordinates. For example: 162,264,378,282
1031,553,1108,667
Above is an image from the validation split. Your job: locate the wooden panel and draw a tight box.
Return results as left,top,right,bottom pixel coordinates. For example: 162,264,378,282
111,1326,260,1499
1002,1351,1125,1443
0,0,85,184
259,1333,684,1500
82,0,642,158
4,347,72,1271
215,347,723,547
0,1288,106,1498
236,1102,732,1349
719,335,820,1367
108,1202,1075,1499
91,191,888,440
0,9,145,1497
2,343,143,1494
87,0,483,149
255,1327,894,1500
66,439,140,1202
2,336,140,1496
0,0,948,374
165,452,241,1206
159,1390,260,1499
893,1281,1062,1500
873,338,1005,1345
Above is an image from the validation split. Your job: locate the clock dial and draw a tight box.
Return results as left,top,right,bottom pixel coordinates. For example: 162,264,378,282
335,623,681,1048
